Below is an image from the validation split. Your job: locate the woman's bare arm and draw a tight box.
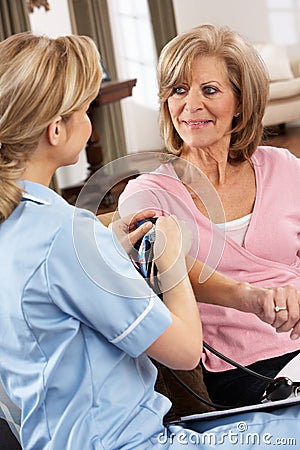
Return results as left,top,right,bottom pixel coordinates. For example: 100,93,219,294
187,256,300,340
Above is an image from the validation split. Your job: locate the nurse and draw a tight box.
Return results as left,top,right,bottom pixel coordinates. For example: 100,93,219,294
0,30,202,449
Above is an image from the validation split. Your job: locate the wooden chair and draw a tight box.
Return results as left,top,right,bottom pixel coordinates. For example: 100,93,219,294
0,381,21,448
97,211,119,227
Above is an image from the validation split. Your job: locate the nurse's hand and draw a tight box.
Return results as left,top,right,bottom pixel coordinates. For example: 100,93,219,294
108,210,156,255
153,215,192,275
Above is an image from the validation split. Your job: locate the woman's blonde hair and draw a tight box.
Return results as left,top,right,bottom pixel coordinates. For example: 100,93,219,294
157,24,269,163
0,32,102,222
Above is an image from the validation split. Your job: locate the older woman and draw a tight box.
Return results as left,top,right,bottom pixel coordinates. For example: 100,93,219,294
119,24,300,407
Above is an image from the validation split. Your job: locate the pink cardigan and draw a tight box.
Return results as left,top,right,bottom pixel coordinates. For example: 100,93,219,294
119,146,300,371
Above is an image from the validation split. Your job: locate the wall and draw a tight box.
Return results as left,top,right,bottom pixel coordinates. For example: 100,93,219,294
173,0,300,58
29,0,72,37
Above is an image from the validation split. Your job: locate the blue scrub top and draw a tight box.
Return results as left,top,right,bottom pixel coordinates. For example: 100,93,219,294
0,180,172,449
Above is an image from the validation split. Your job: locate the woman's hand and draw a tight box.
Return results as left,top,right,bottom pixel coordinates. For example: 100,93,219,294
235,282,300,340
108,210,156,255
187,258,300,340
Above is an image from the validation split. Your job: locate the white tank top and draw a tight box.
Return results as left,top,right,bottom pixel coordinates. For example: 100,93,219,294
216,213,252,246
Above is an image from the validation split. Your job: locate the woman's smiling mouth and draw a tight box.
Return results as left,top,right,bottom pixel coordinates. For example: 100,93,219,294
183,119,213,128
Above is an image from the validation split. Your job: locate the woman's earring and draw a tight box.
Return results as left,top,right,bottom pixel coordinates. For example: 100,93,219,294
234,112,240,118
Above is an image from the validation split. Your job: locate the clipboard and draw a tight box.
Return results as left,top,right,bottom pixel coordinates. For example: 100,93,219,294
174,395,300,426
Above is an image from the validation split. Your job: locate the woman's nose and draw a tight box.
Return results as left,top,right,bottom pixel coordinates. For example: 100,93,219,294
184,89,204,112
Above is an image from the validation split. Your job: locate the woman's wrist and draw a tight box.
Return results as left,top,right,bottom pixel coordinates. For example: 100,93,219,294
229,281,259,312
195,276,254,311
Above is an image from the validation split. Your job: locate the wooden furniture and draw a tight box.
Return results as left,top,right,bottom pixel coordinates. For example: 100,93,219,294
61,78,137,209
86,78,137,175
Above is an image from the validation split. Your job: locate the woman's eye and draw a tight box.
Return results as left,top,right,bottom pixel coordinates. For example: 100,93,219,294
203,86,218,95
172,86,186,95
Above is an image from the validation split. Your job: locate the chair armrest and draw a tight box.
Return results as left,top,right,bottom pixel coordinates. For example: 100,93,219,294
97,211,119,227
290,59,300,78
0,381,21,442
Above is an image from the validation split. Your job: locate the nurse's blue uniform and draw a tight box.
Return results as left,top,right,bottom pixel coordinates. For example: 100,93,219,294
0,181,299,449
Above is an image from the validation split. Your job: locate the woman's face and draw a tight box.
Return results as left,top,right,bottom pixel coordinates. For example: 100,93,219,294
167,55,238,152
60,105,92,166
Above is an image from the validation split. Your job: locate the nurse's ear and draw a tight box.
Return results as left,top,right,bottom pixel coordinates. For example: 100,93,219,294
47,116,63,146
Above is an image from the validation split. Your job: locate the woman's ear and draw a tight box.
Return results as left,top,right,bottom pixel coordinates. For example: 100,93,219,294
47,116,63,146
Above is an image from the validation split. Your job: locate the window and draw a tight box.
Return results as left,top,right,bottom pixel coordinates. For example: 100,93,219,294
108,0,163,152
